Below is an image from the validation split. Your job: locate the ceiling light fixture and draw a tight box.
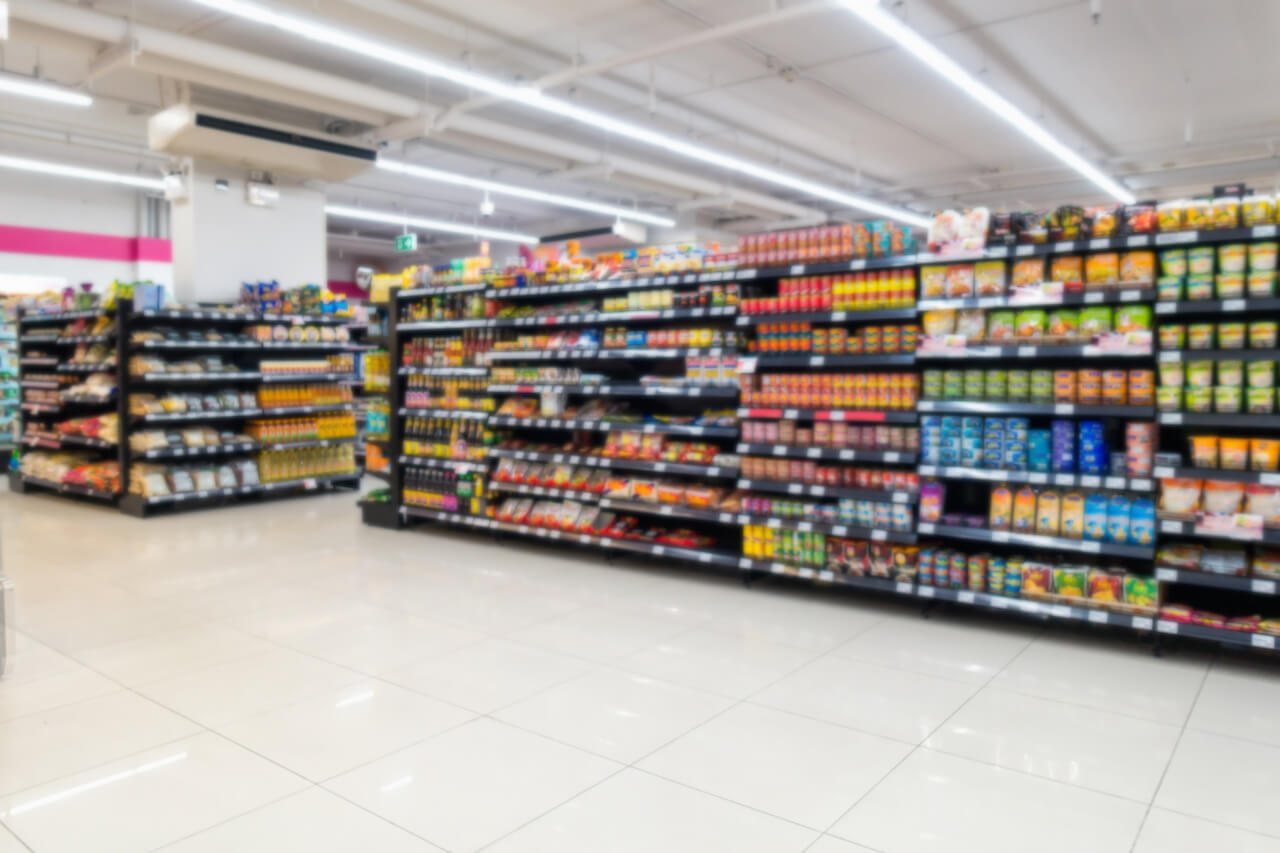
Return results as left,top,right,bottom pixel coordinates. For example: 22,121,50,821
0,73,93,107
324,204,538,244
180,0,929,228
377,158,675,228
0,153,162,190
837,0,1135,204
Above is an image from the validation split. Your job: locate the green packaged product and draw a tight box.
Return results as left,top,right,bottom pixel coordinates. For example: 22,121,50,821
986,310,1016,340
1218,322,1246,349
1217,360,1244,387
1161,249,1187,277
1158,363,1184,387
1188,246,1215,275
1079,306,1112,337
1248,361,1275,388
1185,387,1213,412
1248,388,1275,413
984,369,1008,399
1030,369,1054,402
1186,361,1214,387
1249,272,1276,298
1158,324,1186,349
1217,273,1246,299
922,369,943,399
964,369,984,398
1007,369,1030,400
1115,304,1153,333
1215,386,1242,413
1015,309,1047,340
1156,386,1182,411
1156,276,1184,302
1124,575,1158,611
1251,242,1278,272
1188,324,1215,349
1046,309,1079,340
943,369,964,399
1186,274,1214,300
1251,321,1278,348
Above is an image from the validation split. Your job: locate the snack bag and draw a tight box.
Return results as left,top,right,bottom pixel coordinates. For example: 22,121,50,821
1085,253,1119,287
989,485,1013,530
945,265,976,298
1054,567,1087,599
1047,309,1080,339
1012,486,1037,533
920,266,947,299
1088,570,1124,604
1050,256,1083,283
1124,575,1159,612
986,311,1016,340
1036,489,1061,536
1120,251,1155,283
1015,309,1047,340
1107,494,1132,543
974,261,1006,296
1011,258,1045,288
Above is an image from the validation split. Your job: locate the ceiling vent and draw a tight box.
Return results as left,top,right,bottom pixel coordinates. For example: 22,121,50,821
148,104,376,181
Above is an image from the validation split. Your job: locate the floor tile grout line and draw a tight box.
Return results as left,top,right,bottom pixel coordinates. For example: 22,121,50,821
1127,649,1216,853
816,623,1045,844
0,817,36,853
142,787,313,853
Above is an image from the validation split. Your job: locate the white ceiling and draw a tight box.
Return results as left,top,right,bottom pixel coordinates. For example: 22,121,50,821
4,0,1280,263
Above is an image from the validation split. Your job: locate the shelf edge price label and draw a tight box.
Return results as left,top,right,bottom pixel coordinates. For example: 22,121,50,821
1017,346,1036,357
1015,245,1034,256
957,590,976,604
1251,579,1277,595
1083,292,1104,304
1252,633,1277,649
917,522,936,534
1222,299,1246,312
1053,404,1074,415
991,530,1011,543
1161,519,1183,534
849,260,866,270
895,581,912,594
805,447,822,459
991,596,1011,609
1132,615,1154,631
1088,609,1110,625
1162,413,1183,425
1155,567,1178,582
1157,620,1179,635
871,530,887,541
1253,225,1278,238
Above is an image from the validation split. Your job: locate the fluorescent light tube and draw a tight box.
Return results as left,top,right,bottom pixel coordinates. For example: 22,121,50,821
838,0,1134,204
0,74,92,107
0,154,162,189
377,159,676,227
181,0,929,228
324,204,538,243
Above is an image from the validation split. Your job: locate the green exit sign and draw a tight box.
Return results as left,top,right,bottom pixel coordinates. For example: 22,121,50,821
395,233,418,252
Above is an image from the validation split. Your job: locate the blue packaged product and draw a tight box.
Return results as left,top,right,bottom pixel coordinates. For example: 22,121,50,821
1006,417,1029,436
1052,447,1076,474
1084,494,1109,540
1029,430,1052,472
1130,497,1156,546
1106,494,1132,544
922,416,943,429
917,548,935,585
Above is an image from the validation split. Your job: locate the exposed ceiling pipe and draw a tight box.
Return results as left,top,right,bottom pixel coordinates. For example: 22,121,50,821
434,0,838,130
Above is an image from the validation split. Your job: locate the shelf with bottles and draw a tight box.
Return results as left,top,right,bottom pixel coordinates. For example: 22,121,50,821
487,431,739,478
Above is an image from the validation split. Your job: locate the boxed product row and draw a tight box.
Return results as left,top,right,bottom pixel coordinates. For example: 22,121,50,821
493,498,718,549
403,331,495,367
493,457,741,510
750,323,919,355
922,368,1154,406
601,327,741,350
601,284,738,313
1157,359,1279,414
128,355,249,376
740,456,917,492
741,271,916,315
737,222,916,266
1155,196,1277,230
740,420,919,453
244,324,351,343
921,253,1155,300
740,373,918,410
599,431,730,466
1159,479,1280,525
743,495,915,533
403,469,485,513
257,384,354,407
260,355,353,376
922,417,1154,477
245,414,356,442
54,413,118,445
1172,434,1280,472
129,459,259,497
130,427,251,452
922,304,1151,343
403,376,494,411
400,292,487,323
20,452,120,493
1157,605,1280,636
916,547,1158,612
1160,321,1276,351
742,526,916,574
1158,542,1280,580
960,485,1157,544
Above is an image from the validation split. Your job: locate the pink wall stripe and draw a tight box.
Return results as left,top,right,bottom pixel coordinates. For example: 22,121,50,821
0,224,172,263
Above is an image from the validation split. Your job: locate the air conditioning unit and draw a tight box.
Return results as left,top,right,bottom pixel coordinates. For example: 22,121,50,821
148,104,377,181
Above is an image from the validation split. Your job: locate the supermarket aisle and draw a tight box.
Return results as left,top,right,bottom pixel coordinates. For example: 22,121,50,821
0,489,1277,853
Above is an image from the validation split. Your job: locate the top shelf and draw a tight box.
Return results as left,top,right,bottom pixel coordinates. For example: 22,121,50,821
20,309,109,325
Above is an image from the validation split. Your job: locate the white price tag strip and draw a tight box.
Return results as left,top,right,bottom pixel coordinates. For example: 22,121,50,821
1157,620,1179,635
1252,634,1276,649
919,586,936,598
1252,579,1277,595
895,582,912,595
958,590,977,604
1133,616,1154,631
1088,609,1110,625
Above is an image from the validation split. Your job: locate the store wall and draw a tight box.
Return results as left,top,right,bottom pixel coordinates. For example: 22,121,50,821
171,164,326,304
0,171,172,289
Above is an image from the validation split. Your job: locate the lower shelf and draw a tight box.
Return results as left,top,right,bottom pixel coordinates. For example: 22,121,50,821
119,473,361,516
11,472,118,502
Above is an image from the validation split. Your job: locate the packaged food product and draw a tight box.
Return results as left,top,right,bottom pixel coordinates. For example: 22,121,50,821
1217,273,1245,299
1157,200,1184,232
1106,494,1131,543
1124,575,1159,612
1047,309,1079,339
1250,322,1277,349
1053,370,1076,403
1156,277,1184,302
1248,272,1275,298
1060,491,1085,539
1054,567,1087,599
1251,439,1280,472
1214,197,1241,229
1085,253,1118,287
986,310,1016,340
1248,360,1275,388
1102,369,1128,405
1190,435,1219,468
1255,550,1280,579
1219,243,1248,273
1188,324,1215,350
1158,324,1186,350
966,554,986,592
1079,306,1112,337
1215,385,1242,413
1088,570,1123,604
1036,489,1061,536
945,265,976,298
1131,497,1156,546
974,261,1006,296
1050,256,1083,283
1012,486,1037,533
1012,258,1045,288
1248,387,1275,413
1251,242,1278,272
1121,251,1155,283
1186,199,1212,230
1159,362,1184,387
1218,360,1244,386
1243,195,1276,227
1186,386,1214,412
1084,493,1109,540
920,266,947,299
1157,385,1181,411
1220,437,1249,470
922,309,956,336
1186,274,1214,300
955,309,986,339
1203,479,1244,514
1188,246,1215,276
1015,310,1047,339
1160,249,1187,277
1114,304,1152,334
1023,564,1052,598
1186,360,1213,387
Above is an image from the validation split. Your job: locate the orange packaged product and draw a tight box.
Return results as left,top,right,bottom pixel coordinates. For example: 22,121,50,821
1053,370,1077,403
656,483,684,504
1102,370,1128,405
945,265,976,298
1077,369,1101,405
1050,256,1083,283
1012,258,1045,288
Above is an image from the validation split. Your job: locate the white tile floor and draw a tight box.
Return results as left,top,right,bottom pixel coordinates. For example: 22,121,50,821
0,486,1278,852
